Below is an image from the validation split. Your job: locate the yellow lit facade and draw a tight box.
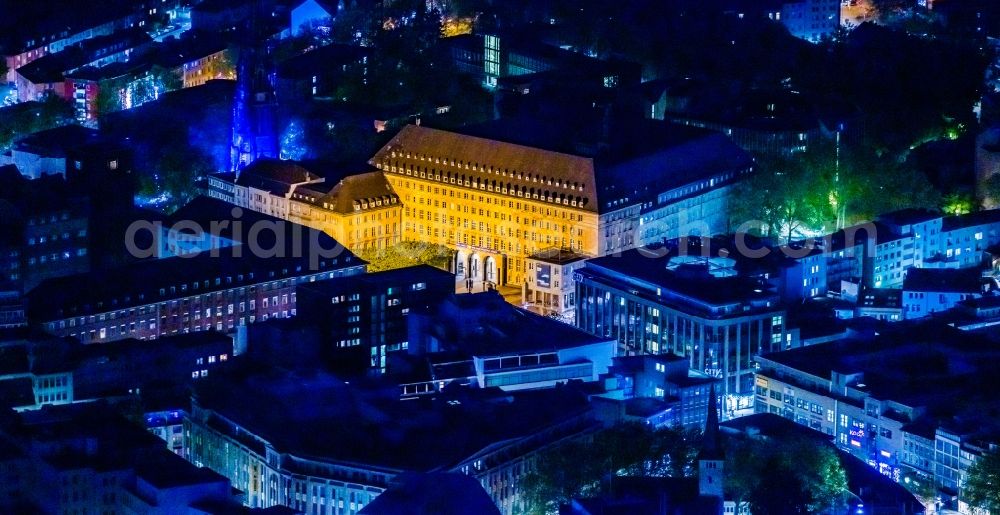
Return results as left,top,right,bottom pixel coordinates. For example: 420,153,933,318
288,172,403,251
372,125,601,285
210,124,751,286
182,47,237,89
208,166,402,253
384,174,598,285
370,124,753,287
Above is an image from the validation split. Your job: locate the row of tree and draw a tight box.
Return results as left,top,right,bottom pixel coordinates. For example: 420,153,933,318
0,96,74,152
729,143,942,243
519,423,848,515
93,48,237,119
354,241,454,272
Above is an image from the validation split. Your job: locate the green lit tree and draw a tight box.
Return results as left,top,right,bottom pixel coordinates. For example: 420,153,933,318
837,147,941,222
198,47,237,82
0,95,73,151
280,120,307,161
36,94,73,127
328,2,380,46
95,76,127,117
732,142,942,240
942,190,975,216
731,150,835,242
521,438,604,515
355,241,454,272
901,471,936,500
150,64,182,93
271,33,312,62
964,447,1000,514
806,444,850,513
650,426,701,478
869,0,913,20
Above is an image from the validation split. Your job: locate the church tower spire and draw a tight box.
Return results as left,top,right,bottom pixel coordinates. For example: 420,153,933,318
698,383,725,499
230,0,279,173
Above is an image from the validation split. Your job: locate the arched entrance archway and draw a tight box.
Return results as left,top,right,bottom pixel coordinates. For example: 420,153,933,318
469,254,481,281
454,249,468,279
484,256,497,284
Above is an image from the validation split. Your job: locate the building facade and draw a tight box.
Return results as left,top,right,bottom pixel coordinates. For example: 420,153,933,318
0,403,241,514
753,325,1000,508
371,125,601,286
901,268,986,319
405,290,618,392
186,372,599,515
867,210,1000,289
369,124,752,287
781,0,841,42
574,250,787,412
599,354,719,430
287,172,404,251
27,212,366,343
208,166,404,252
524,247,590,316
296,265,455,373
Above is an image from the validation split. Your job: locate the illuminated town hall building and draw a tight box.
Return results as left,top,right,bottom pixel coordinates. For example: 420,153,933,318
370,122,754,286
210,119,753,289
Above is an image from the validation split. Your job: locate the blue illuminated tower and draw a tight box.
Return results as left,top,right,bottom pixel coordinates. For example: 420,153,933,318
230,0,279,173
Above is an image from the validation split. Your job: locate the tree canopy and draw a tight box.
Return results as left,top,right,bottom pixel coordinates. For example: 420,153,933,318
520,423,701,515
520,423,849,515
964,447,1000,514
142,142,216,212
0,96,74,152
731,143,940,242
725,436,849,515
355,241,454,272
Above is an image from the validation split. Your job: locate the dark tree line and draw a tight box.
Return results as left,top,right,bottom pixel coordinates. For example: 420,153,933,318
520,423,848,515
0,96,74,151
520,423,702,515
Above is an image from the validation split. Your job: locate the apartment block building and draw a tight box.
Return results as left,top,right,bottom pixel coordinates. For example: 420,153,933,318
0,331,232,411
522,247,590,316
865,209,1000,289
753,323,1000,507
26,209,365,343
186,369,599,515
0,403,242,514
790,209,1000,300
405,290,617,392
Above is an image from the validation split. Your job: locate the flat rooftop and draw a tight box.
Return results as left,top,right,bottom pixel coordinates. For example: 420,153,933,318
194,366,594,471
759,322,1000,411
419,291,612,356
902,267,984,294
298,264,452,294
580,247,778,314
26,227,362,320
528,247,591,265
